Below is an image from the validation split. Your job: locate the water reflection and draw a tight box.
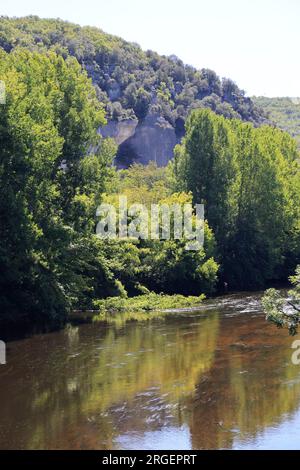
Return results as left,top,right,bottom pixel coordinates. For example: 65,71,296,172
0,293,300,449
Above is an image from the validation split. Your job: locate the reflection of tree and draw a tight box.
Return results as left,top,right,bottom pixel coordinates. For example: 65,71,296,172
189,314,300,449
0,313,219,449
2,307,299,450
83,314,220,413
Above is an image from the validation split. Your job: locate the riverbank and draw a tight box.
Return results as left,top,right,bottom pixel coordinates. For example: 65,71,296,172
70,292,206,325
2,284,289,341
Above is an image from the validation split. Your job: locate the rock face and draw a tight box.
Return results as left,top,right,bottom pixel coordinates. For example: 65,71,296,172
101,114,179,168
100,119,138,146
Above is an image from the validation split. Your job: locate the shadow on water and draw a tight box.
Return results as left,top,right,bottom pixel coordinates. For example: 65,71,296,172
0,292,300,449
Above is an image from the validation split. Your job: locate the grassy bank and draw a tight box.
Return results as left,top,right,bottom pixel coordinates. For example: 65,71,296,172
89,293,205,325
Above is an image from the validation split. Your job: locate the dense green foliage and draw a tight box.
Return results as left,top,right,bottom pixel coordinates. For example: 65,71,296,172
1,17,299,334
108,161,170,206
103,168,219,296
262,266,300,335
172,109,300,289
253,97,300,149
0,50,218,330
0,16,266,132
0,48,121,329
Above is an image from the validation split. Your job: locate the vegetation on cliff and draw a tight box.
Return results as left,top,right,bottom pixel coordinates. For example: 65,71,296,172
0,16,266,133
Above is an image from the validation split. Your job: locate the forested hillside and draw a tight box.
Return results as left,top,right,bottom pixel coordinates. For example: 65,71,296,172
0,16,267,166
253,97,300,149
0,16,265,125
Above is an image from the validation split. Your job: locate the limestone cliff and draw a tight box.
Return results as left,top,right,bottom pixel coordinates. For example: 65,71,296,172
101,113,179,168
100,119,138,146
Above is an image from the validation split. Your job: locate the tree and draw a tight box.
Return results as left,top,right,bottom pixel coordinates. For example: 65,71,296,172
103,170,219,296
172,109,300,289
262,266,300,335
138,192,219,295
172,109,238,256
0,48,109,329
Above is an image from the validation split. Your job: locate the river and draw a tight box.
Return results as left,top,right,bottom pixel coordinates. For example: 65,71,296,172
0,292,300,450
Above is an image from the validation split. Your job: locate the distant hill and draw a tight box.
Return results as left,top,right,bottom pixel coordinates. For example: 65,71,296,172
253,97,300,148
0,16,267,166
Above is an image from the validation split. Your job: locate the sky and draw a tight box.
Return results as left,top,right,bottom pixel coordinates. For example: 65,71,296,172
1,0,300,97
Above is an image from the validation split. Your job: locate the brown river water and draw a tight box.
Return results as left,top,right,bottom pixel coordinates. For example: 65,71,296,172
0,292,300,450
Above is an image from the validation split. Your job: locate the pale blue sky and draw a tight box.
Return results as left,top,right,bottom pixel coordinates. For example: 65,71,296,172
2,0,299,97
